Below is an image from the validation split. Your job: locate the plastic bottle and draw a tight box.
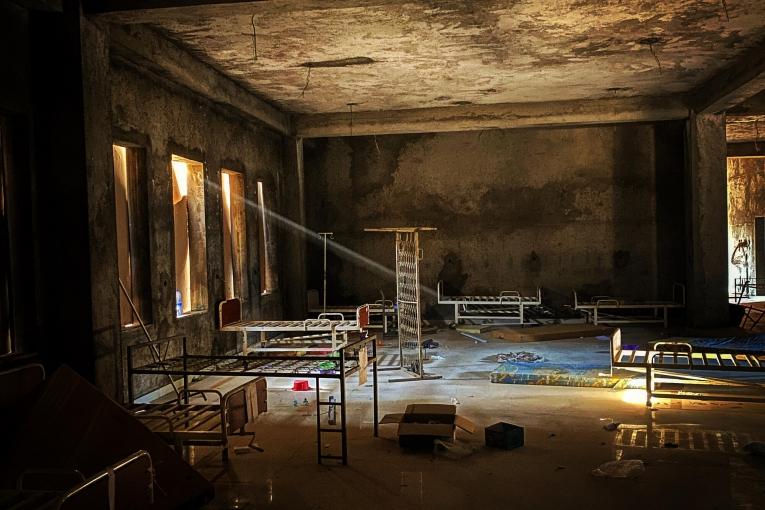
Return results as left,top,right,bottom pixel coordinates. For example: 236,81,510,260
175,290,183,317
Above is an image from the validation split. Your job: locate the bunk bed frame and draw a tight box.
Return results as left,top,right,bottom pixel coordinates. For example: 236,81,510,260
127,333,379,465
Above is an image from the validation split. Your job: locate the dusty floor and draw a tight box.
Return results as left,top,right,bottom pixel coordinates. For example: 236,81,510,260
190,327,765,510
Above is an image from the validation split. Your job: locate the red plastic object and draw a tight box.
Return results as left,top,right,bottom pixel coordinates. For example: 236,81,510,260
292,380,311,391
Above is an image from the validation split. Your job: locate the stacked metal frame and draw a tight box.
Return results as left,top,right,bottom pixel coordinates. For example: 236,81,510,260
365,227,438,381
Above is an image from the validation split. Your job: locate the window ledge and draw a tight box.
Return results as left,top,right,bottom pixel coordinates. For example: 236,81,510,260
176,309,208,320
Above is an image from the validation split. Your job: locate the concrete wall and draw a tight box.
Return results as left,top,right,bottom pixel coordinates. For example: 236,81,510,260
304,122,686,319
110,58,287,398
727,157,765,292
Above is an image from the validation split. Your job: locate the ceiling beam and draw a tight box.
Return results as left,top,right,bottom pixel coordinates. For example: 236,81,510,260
83,0,264,15
90,0,405,22
110,24,290,135
293,96,689,138
688,40,765,114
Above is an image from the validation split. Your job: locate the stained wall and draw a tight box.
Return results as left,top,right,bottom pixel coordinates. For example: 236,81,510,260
304,122,686,318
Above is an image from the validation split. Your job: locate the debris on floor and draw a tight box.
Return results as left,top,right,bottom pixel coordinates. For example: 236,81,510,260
431,354,445,360
591,459,645,479
602,421,620,431
433,439,479,460
496,351,544,363
423,339,440,349
380,404,476,449
484,422,524,450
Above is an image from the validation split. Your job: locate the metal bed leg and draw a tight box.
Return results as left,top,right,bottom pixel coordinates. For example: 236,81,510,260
182,340,189,405
645,366,653,407
373,337,379,438
315,377,322,465
340,355,348,465
454,303,459,325
127,345,135,404
594,307,598,325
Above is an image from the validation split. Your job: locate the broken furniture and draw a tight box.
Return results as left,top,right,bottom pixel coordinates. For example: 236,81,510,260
127,334,379,465
365,227,439,381
573,283,685,327
218,297,368,355
609,328,765,406
380,403,476,449
3,450,155,510
438,281,542,326
0,365,213,508
731,278,765,330
127,376,266,462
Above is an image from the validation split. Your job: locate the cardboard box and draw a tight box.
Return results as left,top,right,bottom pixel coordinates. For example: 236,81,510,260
380,404,476,449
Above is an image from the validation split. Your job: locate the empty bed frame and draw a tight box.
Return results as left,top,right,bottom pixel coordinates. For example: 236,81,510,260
610,328,765,406
127,332,379,465
219,298,368,354
573,283,685,327
437,281,542,325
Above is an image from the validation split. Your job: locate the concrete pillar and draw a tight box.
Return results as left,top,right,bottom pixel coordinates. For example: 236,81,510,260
280,137,307,319
685,111,730,327
81,15,121,399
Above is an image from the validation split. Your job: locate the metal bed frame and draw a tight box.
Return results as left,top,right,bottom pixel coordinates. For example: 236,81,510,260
609,328,765,406
308,299,397,334
127,379,262,462
127,334,379,465
218,297,368,354
4,450,154,510
573,283,685,327
437,281,542,325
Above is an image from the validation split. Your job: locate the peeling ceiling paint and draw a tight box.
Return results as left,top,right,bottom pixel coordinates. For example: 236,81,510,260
128,0,765,114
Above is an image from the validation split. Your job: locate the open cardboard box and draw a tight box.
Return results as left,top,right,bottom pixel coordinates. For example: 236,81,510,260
380,404,476,448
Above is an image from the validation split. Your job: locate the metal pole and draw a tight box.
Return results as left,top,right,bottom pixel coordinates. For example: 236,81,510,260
340,354,347,465
372,336,379,437
315,377,322,464
118,278,179,398
318,232,333,315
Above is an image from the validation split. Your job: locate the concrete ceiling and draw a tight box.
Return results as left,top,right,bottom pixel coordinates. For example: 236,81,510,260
113,0,765,115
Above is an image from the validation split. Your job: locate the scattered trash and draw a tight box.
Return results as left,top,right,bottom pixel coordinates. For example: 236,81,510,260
591,459,645,479
423,339,440,349
603,422,620,432
485,422,524,450
663,442,679,449
328,395,337,425
302,398,309,406
433,439,478,460
318,360,336,371
431,354,445,360
743,441,765,457
450,396,461,405
293,399,298,407
496,352,544,363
